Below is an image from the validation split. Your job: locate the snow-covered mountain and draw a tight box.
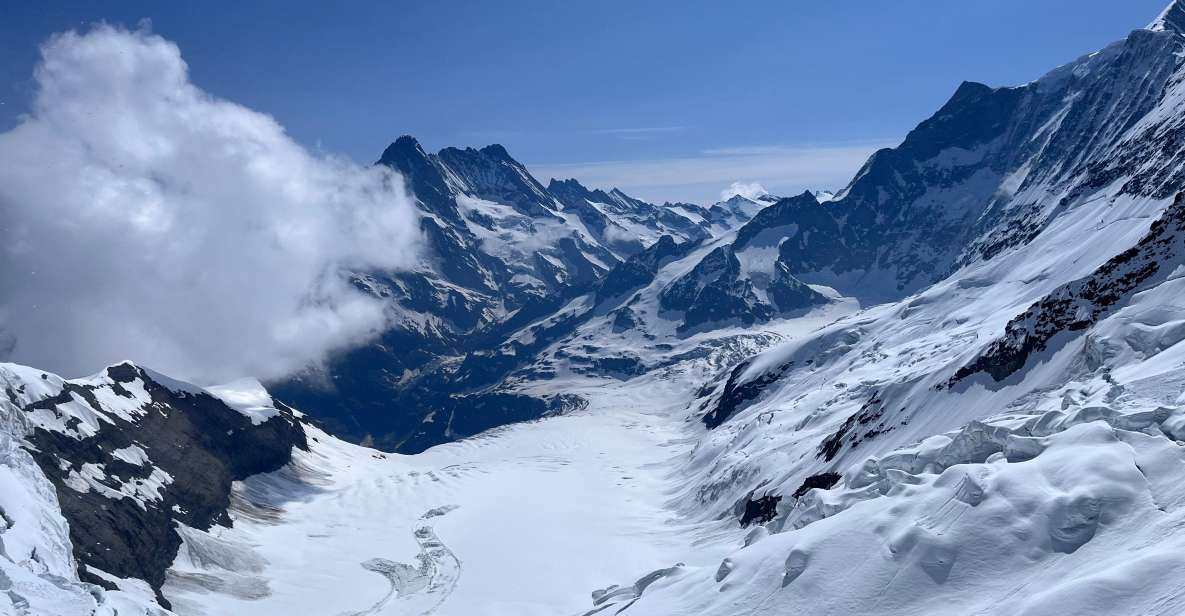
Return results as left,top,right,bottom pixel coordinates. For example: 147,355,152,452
0,362,305,614
271,136,761,453
10,2,1185,615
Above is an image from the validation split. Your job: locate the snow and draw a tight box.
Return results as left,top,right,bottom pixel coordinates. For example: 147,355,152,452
111,444,150,466
12,362,167,439
1149,0,1185,32
145,222,1185,615
0,363,66,406
151,256,863,615
63,461,173,509
163,374,723,616
612,415,1185,616
205,378,281,426
9,5,1185,616
0,396,163,616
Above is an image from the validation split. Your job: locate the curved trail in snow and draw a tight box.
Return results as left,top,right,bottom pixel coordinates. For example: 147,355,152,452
339,510,461,616
165,364,726,616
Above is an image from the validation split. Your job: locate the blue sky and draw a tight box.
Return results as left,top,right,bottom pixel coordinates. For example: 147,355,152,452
0,1,1170,202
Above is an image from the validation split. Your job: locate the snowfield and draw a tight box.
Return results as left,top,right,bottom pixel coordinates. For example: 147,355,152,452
162,371,737,616
150,300,858,616
11,3,1185,615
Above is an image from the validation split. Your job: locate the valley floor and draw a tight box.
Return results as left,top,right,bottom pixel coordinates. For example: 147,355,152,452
164,374,722,615
156,298,856,616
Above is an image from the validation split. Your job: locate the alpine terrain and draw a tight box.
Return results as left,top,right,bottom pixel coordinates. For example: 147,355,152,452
7,3,1185,615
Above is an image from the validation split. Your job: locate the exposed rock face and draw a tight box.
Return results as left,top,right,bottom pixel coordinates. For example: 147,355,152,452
437,143,563,219
2,363,306,606
275,138,735,453
700,358,793,429
661,246,771,331
549,179,712,254
954,193,1185,383
597,235,691,303
1150,0,1185,35
739,494,782,527
768,262,828,312
660,242,827,333
672,23,1185,309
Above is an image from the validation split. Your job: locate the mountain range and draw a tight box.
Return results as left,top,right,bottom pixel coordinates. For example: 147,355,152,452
270,135,770,453
7,3,1185,614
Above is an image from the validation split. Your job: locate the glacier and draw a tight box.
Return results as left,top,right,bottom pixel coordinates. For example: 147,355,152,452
9,2,1185,615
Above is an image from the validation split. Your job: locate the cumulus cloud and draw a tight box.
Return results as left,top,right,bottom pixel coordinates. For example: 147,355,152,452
720,181,768,201
0,25,421,383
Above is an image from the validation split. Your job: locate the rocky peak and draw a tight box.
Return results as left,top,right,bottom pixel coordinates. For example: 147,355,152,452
436,144,560,219
546,177,584,193
549,177,614,206
478,142,514,160
378,134,429,165
1150,0,1185,35
733,190,820,249
377,134,464,226
6,363,307,607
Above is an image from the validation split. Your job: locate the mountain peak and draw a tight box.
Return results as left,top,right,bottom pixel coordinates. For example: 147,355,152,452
1150,0,1185,34
378,134,429,165
478,143,514,160
393,134,420,147
548,177,585,192
949,80,994,103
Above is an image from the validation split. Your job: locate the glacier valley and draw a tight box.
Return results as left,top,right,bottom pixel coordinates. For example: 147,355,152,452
8,3,1185,615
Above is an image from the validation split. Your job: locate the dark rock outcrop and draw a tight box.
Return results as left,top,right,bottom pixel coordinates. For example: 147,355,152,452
954,193,1185,383
661,244,826,333
739,494,782,527
10,363,306,607
597,235,689,303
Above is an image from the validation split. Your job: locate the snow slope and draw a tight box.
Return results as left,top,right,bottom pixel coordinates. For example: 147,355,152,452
0,372,167,615
164,384,697,616
12,3,1185,616
151,292,857,615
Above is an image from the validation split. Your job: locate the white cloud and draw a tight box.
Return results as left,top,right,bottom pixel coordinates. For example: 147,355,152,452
531,141,894,204
0,25,421,383
720,181,768,201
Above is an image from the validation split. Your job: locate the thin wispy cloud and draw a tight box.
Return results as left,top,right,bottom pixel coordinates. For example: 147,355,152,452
531,140,894,204
701,139,896,157
453,126,688,145
591,126,688,140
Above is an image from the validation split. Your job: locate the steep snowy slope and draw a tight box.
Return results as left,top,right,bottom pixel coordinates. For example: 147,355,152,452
0,362,306,611
0,377,165,615
572,6,1185,614
679,3,1185,518
13,4,1185,616
669,7,1185,318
